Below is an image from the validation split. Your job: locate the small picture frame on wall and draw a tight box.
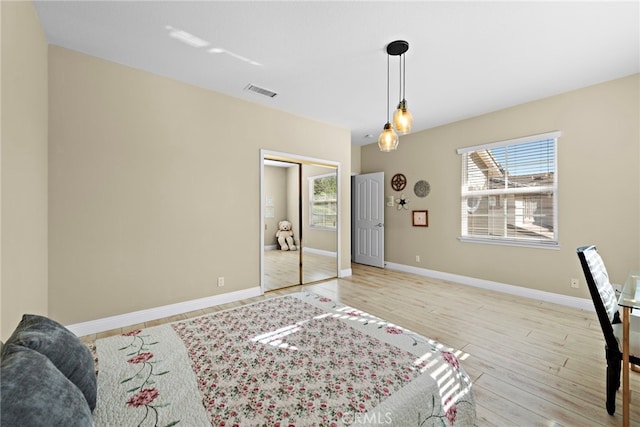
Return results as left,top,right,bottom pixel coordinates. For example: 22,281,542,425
412,210,428,227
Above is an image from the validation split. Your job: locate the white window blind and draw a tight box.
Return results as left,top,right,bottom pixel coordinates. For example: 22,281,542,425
457,131,560,247
309,173,337,229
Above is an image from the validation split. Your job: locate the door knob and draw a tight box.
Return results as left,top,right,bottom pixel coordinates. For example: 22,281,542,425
376,223,384,227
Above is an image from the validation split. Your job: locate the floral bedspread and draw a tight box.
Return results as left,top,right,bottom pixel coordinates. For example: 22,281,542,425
92,292,475,426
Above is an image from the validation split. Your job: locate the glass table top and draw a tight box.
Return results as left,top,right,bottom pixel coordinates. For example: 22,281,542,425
618,271,640,309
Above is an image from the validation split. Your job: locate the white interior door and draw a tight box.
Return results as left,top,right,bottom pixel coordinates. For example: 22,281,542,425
353,172,384,268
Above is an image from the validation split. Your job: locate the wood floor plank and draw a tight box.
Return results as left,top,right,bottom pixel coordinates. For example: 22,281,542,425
472,382,552,426
467,345,630,425
475,403,521,427
475,373,616,427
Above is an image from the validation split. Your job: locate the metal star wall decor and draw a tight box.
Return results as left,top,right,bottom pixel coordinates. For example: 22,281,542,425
396,193,409,210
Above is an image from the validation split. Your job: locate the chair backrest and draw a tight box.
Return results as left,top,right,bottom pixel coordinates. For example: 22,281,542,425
577,245,620,352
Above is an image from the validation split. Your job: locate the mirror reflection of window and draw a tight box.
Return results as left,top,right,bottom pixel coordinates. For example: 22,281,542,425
303,166,337,285
309,174,337,229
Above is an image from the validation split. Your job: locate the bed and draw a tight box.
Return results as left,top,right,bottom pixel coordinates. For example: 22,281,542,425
92,291,476,426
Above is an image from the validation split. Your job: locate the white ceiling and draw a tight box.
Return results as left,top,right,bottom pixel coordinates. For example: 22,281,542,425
34,1,639,146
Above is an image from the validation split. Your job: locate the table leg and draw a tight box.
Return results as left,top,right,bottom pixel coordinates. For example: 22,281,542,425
623,306,630,427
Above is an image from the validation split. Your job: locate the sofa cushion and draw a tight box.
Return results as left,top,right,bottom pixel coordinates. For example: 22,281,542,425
0,344,93,426
4,314,97,410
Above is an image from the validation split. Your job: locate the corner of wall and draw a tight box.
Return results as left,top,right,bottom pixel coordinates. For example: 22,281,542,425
351,144,362,175
1,1,49,340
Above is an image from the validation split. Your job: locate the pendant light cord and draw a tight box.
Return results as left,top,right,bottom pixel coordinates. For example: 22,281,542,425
386,53,391,122
398,53,402,104
402,53,406,101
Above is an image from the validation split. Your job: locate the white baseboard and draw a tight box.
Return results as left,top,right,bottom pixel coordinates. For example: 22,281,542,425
301,247,350,278
302,247,336,258
384,262,593,311
66,287,263,337
69,264,590,337
339,268,352,278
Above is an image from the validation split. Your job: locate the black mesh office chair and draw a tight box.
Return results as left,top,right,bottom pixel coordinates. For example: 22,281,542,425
577,245,640,415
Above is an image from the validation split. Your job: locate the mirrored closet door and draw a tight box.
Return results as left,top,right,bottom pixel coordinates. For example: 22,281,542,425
262,155,338,292
301,164,337,285
263,159,301,290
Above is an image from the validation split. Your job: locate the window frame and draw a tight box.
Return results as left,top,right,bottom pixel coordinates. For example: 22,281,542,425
308,172,337,230
457,131,561,249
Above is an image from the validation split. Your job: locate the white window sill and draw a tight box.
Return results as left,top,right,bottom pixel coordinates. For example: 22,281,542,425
458,236,560,250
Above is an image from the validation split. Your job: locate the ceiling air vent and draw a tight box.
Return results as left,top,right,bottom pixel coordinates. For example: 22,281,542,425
245,84,278,98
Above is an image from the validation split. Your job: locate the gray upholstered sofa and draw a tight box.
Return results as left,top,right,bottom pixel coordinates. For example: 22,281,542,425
0,314,96,426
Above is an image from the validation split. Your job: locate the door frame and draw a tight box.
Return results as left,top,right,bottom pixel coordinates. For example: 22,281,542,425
260,149,341,292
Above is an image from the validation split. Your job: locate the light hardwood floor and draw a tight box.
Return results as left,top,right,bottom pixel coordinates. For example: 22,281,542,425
83,263,640,426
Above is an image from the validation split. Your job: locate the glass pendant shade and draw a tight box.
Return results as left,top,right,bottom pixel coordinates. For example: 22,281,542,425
393,99,413,134
378,122,399,152
379,40,411,152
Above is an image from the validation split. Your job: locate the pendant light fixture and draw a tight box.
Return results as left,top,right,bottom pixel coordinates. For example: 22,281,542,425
393,43,413,134
379,40,412,151
378,51,398,152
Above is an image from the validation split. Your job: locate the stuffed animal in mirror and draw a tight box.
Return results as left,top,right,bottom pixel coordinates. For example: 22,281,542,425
276,220,297,251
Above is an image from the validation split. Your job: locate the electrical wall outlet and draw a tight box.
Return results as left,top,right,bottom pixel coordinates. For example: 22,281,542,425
570,278,579,289
217,277,225,287
415,255,420,262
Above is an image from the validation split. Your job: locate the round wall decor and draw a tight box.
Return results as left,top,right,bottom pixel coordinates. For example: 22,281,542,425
391,173,407,191
414,180,431,198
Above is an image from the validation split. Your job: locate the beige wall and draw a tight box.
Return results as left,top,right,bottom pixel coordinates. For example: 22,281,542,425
263,165,288,247
48,46,351,325
1,1,49,339
361,74,640,298
351,144,361,175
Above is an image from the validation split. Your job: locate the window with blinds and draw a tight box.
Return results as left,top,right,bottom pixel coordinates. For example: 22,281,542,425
309,173,337,229
457,131,560,247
